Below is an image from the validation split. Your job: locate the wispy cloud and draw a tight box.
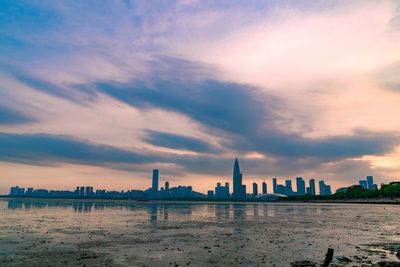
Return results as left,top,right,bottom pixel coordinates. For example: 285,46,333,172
0,0,400,192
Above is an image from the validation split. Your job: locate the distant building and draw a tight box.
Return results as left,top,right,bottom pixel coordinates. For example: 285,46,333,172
9,186,25,196
296,177,306,196
79,186,85,197
85,186,94,197
319,181,332,196
215,182,230,199
165,181,169,191
366,176,378,190
151,169,159,198
262,182,267,194
253,183,258,196
232,158,245,199
272,178,278,194
207,190,214,199
306,179,316,196
284,180,293,196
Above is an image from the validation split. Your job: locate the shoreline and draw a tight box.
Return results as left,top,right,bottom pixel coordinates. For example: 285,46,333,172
2,195,400,205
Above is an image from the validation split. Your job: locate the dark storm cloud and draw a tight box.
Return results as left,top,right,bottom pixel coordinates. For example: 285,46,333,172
0,132,157,166
242,131,400,159
0,106,35,125
96,78,269,136
93,58,400,160
0,132,236,176
144,130,221,153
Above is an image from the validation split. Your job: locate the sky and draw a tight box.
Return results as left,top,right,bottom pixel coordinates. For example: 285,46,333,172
1,0,400,194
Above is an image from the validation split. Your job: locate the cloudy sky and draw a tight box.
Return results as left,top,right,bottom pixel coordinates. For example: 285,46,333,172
1,0,400,194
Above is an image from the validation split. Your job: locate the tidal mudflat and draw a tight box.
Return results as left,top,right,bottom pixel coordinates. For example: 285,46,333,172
1,199,400,266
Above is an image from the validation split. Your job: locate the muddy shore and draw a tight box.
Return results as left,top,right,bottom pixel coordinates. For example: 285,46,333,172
1,199,400,266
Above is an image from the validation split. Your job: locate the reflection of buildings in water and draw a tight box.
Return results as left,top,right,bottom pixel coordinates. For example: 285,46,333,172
149,203,158,223
252,203,260,219
73,202,93,213
266,204,275,217
7,199,23,209
231,204,247,262
214,204,230,222
146,202,193,223
232,204,246,222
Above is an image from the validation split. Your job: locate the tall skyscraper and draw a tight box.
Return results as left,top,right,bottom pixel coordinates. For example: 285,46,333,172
225,182,230,195
285,180,293,196
273,178,277,194
366,176,377,189
296,177,306,196
319,180,332,196
262,182,267,194
253,183,258,196
308,179,316,196
165,181,169,191
79,186,85,197
233,158,244,199
152,169,159,198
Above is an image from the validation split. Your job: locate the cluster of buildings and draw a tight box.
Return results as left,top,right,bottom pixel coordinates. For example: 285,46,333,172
207,158,332,200
8,157,381,201
9,169,205,200
359,176,378,190
9,186,145,199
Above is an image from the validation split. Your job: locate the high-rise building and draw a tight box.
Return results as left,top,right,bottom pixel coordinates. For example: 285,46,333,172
241,184,246,197
165,181,169,191
296,177,306,195
253,183,258,196
307,179,316,195
85,186,93,197
79,186,85,197
273,178,277,194
284,180,293,196
365,176,378,190
152,169,159,198
215,182,230,199
262,182,267,194
319,180,332,196
233,158,244,199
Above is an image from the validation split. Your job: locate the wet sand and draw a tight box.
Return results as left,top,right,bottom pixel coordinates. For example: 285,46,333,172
1,199,400,266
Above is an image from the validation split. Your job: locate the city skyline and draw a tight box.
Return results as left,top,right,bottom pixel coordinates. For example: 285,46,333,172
1,1,400,194
10,158,376,199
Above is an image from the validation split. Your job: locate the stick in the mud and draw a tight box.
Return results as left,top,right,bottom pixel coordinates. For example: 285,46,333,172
323,248,334,267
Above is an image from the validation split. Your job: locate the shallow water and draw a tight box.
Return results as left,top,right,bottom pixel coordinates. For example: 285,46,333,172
1,198,400,266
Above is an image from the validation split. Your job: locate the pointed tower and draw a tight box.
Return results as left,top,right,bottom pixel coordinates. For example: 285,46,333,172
233,158,243,199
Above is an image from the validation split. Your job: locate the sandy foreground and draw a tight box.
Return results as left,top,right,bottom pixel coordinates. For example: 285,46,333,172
1,199,400,266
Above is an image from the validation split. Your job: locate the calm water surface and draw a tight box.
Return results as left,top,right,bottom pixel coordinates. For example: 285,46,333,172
1,199,400,266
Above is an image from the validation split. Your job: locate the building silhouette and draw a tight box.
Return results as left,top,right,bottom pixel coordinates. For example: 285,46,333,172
232,158,245,199
284,180,293,196
262,182,267,194
215,182,230,199
319,180,332,196
151,169,159,198
306,179,316,195
253,183,258,196
296,177,306,195
272,178,277,194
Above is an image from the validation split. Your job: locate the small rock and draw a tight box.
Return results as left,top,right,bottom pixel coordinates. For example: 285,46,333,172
336,256,352,263
290,260,317,267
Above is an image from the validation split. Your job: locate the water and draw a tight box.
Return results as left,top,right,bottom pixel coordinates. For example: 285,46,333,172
1,198,400,266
